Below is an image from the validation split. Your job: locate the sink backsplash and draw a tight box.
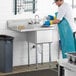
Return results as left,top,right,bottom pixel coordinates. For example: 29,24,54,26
7,19,32,30
7,19,42,30
7,19,29,27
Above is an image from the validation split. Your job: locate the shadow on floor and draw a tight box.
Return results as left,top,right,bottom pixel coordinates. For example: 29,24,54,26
6,69,58,76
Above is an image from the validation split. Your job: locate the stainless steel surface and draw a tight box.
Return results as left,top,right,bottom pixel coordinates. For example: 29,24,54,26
49,43,52,67
36,43,38,69
41,44,43,64
28,42,30,66
7,20,55,32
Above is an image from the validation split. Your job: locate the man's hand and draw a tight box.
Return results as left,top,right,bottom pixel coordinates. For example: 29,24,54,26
43,19,60,27
52,19,60,24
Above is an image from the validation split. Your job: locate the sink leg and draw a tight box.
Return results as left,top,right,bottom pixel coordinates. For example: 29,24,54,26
36,43,38,69
49,42,51,67
41,43,43,64
28,42,30,66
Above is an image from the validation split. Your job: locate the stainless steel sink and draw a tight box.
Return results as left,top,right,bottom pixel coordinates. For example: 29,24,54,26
7,19,42,30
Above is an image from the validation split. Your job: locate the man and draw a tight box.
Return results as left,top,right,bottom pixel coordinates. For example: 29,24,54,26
50,0,76,59
52,0,76,33
52,1,76,76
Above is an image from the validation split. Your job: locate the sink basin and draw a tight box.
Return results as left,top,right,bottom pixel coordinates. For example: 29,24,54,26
27,24,41,27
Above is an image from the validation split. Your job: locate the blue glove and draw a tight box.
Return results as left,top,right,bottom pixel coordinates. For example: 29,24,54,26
46,15,54,20
43,20,50,27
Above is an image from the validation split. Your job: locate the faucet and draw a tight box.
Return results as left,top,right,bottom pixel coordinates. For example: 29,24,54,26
34,15,39,24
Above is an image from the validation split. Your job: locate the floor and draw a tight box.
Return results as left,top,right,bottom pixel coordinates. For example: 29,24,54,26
0,62,58,76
